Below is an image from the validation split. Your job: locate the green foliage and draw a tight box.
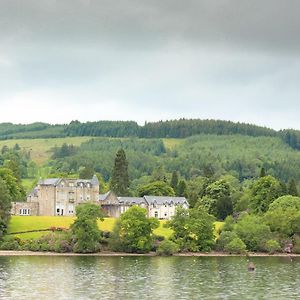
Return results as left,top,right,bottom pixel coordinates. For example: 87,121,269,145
170,171,179,191
168,206,215,252
215,230,239,251
177,180,187,197
250,175,283,213
199,179,233,220
156,239,179,256
224,237,247,254
0,168,25,201
288,179,298,196
110,149,130,196
264,196,300,236
138,181,175,197
71,203,104,253
265,239,281,254
235,214,271,251
110,206,159,253
52,143,78,159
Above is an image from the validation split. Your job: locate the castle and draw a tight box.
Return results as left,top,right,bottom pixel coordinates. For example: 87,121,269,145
11,175,189,220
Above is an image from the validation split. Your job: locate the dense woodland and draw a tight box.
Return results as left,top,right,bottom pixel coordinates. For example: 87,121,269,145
1,119,300,253
1,119,300,150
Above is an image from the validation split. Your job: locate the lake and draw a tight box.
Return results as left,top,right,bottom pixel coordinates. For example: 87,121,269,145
0,256,299,299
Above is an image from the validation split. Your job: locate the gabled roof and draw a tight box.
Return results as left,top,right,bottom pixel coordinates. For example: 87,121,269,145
118,197,146,205
143,196,189,206
99,191,111,201
38,178,61,186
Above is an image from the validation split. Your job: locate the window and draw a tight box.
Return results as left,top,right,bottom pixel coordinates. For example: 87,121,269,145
20,208,30,215
164,213,168,217
86,195,90,200
154,211,158,218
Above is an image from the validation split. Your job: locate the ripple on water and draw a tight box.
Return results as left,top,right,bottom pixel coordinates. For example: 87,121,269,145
0,256,299,299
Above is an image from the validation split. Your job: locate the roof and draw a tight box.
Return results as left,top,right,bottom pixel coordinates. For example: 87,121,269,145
38,175,99,187
118,197,146,205
38,178,61,186
99,191,111,201
143,196,188,205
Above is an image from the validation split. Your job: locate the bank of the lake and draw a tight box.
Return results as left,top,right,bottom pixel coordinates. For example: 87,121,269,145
0,250,300,257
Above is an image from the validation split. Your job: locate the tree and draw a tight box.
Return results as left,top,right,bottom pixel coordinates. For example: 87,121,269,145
0,178,12,239
235,214,271,251
110,149,130,196
250,175,283,213
79,165,94,179
151,165,167,182
170,171,179,191
110,206,159,253
138,181,175,197
0,168,25,201
260,167,266,177
177,180,187,197
168,206,215,252
71,203,104,253
288,179,298,196
264,195,300,236
199,179,233,220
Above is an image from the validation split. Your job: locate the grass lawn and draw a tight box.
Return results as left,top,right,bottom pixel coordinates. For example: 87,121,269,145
8,216,173,240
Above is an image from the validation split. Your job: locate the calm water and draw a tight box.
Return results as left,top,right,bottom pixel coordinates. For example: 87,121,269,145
0,256,299,299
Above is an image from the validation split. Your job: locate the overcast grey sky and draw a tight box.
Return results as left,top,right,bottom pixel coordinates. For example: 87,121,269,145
0,0,299,129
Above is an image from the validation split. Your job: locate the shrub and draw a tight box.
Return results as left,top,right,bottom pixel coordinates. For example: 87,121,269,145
215,231,238,251
265,239,281,254
224,237,247,254
0,236,20,250
156,240,179,256
293,236,300,254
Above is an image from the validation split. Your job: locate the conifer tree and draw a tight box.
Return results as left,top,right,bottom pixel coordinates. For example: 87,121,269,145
177,179,187,197
288,179,298,196
260,167,266,177
110,149,129,196
170,171,179,191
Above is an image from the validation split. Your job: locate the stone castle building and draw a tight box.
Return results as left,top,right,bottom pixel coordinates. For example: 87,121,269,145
12,175,99,216
12,175,189,220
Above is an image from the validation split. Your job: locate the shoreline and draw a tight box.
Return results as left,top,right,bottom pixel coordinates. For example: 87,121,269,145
0,250,299,257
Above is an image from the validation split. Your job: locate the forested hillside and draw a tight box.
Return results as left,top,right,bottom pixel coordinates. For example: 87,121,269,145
1,119,300,150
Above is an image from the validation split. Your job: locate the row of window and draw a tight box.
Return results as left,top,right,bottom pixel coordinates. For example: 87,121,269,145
19,208,30,215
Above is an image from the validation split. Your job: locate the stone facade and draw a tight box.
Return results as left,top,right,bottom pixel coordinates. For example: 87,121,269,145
11,202,39,216
12,175,100,216
99,193,189,220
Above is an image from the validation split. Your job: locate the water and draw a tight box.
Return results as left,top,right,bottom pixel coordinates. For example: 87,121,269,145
0,255,299,299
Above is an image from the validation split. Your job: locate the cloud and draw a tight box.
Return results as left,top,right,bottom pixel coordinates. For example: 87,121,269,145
0,1,299,130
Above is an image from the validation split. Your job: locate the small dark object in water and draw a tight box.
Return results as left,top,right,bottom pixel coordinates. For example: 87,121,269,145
248,262,255,271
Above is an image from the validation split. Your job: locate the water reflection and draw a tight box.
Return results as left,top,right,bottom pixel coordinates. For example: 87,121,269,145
0,256,299,299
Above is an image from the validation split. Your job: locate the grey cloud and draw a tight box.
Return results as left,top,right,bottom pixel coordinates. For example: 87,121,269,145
0,0,300,53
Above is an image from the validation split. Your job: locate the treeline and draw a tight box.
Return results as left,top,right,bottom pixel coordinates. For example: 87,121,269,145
1,119,300,150
48,134,300,186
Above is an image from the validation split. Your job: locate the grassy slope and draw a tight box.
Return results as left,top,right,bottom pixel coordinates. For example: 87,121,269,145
0,137,92,165
8,216,173,240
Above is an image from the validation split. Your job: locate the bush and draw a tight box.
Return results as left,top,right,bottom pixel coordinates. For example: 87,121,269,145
265,239,281,254
156,240,179,256
215,231,238,251
0,236,20,250
224,237,247,254
293,236,300,254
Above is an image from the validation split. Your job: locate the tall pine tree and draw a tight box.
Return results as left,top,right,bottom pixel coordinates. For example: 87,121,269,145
288,179,298,196
110,149,129,196
170,171,179,191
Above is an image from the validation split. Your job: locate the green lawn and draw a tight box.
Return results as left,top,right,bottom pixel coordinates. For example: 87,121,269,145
8,216,173,240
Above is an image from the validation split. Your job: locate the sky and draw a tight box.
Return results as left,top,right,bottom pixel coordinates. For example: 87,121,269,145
0,0,300,130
